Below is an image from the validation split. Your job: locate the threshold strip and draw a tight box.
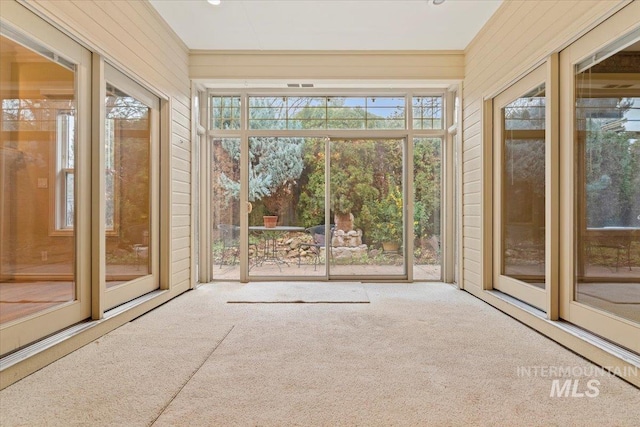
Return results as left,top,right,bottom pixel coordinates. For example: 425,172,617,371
149,325,235,426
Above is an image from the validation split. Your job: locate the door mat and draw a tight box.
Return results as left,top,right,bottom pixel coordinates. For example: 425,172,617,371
226,282,370,303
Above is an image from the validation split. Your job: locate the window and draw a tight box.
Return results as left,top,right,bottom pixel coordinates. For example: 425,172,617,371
105,117,117,231
246,96,406,130
207,91,447,283
56,110,75,230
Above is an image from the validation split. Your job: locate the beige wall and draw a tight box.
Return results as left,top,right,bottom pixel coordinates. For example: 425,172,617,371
190,50,464,80
22,0,192,290
461,0,626,291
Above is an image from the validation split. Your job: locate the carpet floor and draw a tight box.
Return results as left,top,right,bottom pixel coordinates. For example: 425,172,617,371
1,282,638,426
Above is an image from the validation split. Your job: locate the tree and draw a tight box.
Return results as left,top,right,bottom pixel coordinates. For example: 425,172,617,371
584,122,640,227
217,97,306,219
413,138,441,242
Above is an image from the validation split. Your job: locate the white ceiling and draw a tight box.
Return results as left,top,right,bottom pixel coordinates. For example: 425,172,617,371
149,0,503,51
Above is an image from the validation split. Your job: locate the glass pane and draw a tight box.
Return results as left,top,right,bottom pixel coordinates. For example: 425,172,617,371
211,96,240,130
65,172,74,228
501,85,546,286
575,39,640,323
247,137,325,277
248,96,405,130
412,96,443,129
249,97,286,129
0,34,76,324
413,138,442,281
212,137,241,279
327,97,366,129
366,97,405,129
330,139,405,277
105,84,150,287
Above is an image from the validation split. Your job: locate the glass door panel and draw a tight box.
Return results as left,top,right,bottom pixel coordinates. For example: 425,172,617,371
329,138,406,278
0,34,76,324
212,137,241,280
247,137,326,278
0,21,91,355
493,65,547,310
574,33,640,326
413,137,442,281
103,65,159,309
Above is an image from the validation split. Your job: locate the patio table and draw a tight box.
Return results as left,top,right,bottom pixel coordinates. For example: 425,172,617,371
249,226,305,270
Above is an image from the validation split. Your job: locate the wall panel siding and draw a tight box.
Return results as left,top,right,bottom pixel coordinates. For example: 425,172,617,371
190,50,464,80
22,0,192,291
461,0,624,290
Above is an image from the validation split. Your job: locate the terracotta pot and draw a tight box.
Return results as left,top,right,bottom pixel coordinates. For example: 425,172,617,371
263,215,278,228
382,241,400,252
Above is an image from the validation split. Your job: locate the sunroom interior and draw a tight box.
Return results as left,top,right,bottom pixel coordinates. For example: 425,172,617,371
0,0,639,392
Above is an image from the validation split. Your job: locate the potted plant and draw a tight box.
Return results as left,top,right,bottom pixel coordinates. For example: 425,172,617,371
263,214,278,228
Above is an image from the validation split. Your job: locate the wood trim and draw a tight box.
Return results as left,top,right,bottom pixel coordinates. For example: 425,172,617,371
481,98,493,291
545,53,560,320
91,54,106,319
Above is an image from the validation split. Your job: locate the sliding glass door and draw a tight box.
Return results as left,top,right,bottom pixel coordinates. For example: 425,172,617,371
493,65,547,310
242,136,407,280
0,17,91,354
246,136,326,279
329,138,406,279
560,14,640,353
102,65,160,310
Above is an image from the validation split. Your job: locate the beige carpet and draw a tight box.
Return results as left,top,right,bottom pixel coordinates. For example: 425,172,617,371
1,282,639,426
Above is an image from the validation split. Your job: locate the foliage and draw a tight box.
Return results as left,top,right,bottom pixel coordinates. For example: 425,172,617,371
213,96,442,242
297,139,326,227
297,138,404,240
413,139,441,240
218,137,304,217
368,179,403,244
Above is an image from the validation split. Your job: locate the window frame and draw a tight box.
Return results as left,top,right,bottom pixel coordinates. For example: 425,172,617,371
205,89,449,283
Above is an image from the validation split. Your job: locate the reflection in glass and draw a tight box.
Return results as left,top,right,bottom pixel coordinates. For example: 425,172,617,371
0,34,77,324
104,84,150,286
502,85,546,286
575,39,640,323
413,137,442,281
